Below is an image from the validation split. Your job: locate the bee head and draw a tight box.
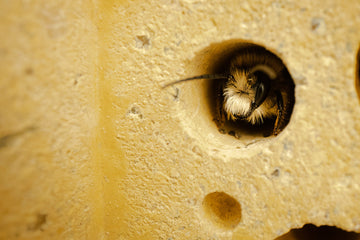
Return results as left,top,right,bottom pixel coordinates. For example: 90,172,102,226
223,65,276,120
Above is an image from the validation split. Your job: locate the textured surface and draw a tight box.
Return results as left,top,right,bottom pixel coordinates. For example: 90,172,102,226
0,1,102,239
1,0,360,239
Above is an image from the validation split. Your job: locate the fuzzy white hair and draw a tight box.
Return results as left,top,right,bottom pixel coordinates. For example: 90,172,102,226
223,68,277,124
223,70,254,120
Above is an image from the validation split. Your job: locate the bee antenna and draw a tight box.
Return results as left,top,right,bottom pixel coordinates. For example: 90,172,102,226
162,74,229,89
249,64,277,80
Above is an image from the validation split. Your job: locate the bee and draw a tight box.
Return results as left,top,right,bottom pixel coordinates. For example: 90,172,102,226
163,47,295,136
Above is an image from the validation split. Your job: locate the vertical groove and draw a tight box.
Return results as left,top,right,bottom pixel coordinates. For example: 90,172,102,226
93,0,129,238
356,45,360,103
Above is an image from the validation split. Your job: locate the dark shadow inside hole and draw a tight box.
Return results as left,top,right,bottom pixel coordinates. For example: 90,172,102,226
275,224,360,240
195,40,295,138
221,115,276,138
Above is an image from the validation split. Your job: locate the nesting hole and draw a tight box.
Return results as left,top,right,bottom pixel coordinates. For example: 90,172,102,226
275,224,360,240
177,40,295,143
202,192,241,229
207,41,295,138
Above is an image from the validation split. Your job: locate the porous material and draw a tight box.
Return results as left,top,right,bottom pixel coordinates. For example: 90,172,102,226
1,0,360,239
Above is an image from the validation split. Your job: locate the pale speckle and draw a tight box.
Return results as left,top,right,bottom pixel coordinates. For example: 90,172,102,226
170,168,180,178
346,42,353,53
322,56,335,67
293,74,307,85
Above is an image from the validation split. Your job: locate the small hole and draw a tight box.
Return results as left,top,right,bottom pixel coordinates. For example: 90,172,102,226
126,104,143,119
271,168,280,177
275,224,360,240
356,45,360,102
27,213,47,231
202,192,241,229
135,35,151,49
311,17,326,34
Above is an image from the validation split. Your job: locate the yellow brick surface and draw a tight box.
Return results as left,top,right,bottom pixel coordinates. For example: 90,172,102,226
1,0,360,239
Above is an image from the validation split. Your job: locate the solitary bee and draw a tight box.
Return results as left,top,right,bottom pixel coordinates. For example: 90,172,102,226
163,47,295,136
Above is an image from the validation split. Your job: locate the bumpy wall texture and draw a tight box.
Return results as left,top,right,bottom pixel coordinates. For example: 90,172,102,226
1,0,360,239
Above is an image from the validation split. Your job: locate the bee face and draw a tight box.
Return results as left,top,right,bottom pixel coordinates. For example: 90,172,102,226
223,62,280,125
223,70,257,121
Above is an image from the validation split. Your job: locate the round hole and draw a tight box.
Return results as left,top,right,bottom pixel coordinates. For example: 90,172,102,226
202,192,242,229
172,40,295,145
206,42,295,137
